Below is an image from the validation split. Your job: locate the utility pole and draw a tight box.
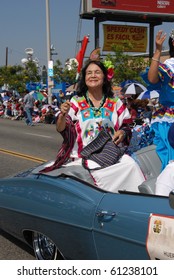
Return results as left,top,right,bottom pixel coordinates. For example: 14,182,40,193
5,47,8,66
46,0,53,105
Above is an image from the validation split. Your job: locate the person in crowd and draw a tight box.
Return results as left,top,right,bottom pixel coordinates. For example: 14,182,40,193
142,30,174,170
41,60,145,193
126,98,138,121
40,105,47,122
23,89,35,126
11,98,18,118
4,100,12,118
15,104,25,120
0,102,4,117
53,98,59,107
44,105,55,124
140,104,153,123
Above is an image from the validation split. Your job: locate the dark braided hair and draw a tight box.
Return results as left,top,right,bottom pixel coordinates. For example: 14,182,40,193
76,60,114,98
169,36,174,57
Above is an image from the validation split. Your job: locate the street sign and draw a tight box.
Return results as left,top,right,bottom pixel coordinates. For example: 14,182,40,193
48,60,53,77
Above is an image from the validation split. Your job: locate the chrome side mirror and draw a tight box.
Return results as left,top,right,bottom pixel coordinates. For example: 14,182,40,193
169,190,174,209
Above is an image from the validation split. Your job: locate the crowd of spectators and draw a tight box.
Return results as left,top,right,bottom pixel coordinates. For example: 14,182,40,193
0,90,65,124
0,89,159,127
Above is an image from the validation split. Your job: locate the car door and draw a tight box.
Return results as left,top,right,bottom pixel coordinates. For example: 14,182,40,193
93,192,174,260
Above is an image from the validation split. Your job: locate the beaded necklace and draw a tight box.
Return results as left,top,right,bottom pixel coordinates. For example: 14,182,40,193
86,91,105,117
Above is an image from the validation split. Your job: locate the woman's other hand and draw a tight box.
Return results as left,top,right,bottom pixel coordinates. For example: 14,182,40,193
56,101,71,132
112,130,126,145
60,100,71,116
148,30,166,84
155,30,166,52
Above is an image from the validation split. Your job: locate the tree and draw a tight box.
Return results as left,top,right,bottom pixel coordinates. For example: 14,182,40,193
0,65,24,93
0,61,41,93
53,59,77,85
103,42,149,85
23,60,41,83
0,45,149,95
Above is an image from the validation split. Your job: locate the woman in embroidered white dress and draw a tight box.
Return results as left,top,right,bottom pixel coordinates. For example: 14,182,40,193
142,30,174,170
55,60,145,193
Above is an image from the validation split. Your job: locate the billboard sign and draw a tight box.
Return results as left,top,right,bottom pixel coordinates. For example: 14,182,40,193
82,0,174,16
103,24,147,52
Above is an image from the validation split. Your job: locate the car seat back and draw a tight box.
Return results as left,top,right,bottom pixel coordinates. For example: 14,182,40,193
134,145,162,194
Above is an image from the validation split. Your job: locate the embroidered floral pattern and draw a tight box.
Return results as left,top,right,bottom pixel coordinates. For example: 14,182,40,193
152,106,174,122
71,96,128,145
103,98,115,112
78,97,90,110
159,63,174,88
84,125,95,139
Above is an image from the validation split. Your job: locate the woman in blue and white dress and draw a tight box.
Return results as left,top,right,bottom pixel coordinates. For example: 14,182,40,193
142,30,174,170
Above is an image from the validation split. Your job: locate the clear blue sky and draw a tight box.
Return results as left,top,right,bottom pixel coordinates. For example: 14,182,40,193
0,0,173,68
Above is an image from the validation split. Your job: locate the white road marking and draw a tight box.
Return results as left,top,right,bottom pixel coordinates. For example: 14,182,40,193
25,133,52,138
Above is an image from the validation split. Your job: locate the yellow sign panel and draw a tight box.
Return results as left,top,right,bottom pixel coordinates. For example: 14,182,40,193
103,24,147,52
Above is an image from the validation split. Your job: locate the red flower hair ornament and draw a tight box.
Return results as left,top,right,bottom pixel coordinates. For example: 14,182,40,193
103,60,115,81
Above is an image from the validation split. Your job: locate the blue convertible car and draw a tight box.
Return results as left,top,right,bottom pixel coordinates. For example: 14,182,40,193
0,145,174,260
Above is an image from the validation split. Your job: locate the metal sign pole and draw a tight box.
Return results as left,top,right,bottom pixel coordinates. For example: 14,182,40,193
46,0,52,105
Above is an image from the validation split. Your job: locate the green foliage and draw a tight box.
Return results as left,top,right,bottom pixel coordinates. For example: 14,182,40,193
53,59,77,84
103,42,149,85
0,61,41,93
0,44,149,94
23,61,41,82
